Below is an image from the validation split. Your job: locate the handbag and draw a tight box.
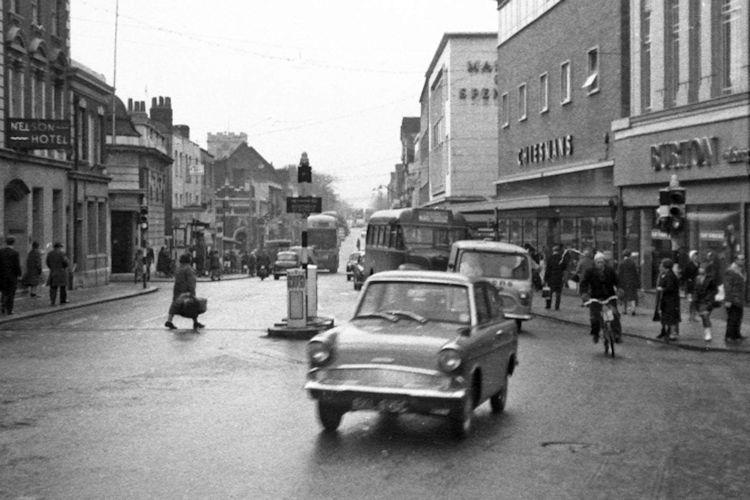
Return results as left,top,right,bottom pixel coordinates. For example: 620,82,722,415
541,285,551,298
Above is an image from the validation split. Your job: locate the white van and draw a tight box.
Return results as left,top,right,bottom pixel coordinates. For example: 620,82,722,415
448,240,534,330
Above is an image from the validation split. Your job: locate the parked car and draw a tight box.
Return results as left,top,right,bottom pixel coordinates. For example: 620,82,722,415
273,250,301,280
304,270,519,438
351,252,366,291
447,240,535,331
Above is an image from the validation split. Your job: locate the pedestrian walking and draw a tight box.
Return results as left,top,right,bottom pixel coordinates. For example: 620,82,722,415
144,242,155,281
656,258,681,340
0,236,23,315
165,253,205,331
617,249,640,315
693,264,718,342
133,248,146,287
157,246,172,277
543,244,565,310
723,254,746,342
683,250,700,321
46,242,69,306
575,247,594,302
21,241,43,298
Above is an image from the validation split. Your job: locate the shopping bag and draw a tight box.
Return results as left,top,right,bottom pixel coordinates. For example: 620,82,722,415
541,286,551,298
196,297,207,314
170,293,201,318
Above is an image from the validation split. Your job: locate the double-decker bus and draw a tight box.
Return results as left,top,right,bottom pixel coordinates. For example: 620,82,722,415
363,208,470,276
306,213,340,272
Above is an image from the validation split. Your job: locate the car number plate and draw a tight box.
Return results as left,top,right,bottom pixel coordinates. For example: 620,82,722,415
352,397,407,413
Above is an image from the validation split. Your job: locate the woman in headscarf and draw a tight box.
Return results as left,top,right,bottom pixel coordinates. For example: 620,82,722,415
656,258,681,340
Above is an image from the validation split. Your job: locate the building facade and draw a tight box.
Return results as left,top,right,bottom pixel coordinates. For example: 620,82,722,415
416,33,499,209
465,0,629,257
613,0,749,290
2,1,111,288
106,97,172,274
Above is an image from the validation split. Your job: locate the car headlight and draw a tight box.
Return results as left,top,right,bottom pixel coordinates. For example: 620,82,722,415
438,348,462,373
307,340,332,366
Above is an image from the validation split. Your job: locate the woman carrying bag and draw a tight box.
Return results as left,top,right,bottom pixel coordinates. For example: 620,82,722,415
165,253,206,331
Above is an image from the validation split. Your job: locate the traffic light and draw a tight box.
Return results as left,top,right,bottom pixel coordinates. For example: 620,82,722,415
139,205,148,230
668,188,686,234
656,189,672,234
297,152,312,183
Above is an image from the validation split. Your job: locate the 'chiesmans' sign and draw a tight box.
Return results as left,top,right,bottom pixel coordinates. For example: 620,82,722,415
6,118,71,149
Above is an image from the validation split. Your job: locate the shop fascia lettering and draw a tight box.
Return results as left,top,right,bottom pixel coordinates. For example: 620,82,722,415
517,135,573,166
459,60,498,101
650,136,718,171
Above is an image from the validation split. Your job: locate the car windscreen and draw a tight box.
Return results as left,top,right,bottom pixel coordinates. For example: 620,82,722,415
458,250,530,280
356,281,470,325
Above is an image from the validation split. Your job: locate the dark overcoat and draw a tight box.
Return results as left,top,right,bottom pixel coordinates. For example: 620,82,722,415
0,246,22,290
22,248,43,287
657,269,680,325
617,257,640,302
543,251,565,289
46,249,69,287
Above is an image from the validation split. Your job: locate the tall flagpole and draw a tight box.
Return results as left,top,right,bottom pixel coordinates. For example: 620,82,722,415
110,0,119,143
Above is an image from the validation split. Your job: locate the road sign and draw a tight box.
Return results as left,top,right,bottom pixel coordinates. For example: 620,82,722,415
286,196,322,214
5,118,71,149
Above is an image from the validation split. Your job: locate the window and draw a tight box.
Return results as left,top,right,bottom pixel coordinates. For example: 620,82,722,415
720,0,743,92
583,47,599,94
31,0,40,25
560,60,571,104
501,92,510,128
518,83,527,121
640,0,652,111
665,0,680,107
8,66,24,118
539,72,549,112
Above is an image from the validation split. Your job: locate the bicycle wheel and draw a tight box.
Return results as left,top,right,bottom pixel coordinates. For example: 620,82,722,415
603,322,615,358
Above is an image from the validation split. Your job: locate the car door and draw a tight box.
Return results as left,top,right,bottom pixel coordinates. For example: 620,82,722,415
469,282,508,399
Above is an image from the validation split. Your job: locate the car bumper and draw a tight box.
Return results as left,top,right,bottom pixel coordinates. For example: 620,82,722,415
304,364,467,413
504,312,532,321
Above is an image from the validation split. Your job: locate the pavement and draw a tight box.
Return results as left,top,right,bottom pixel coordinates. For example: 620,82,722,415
534,287,750,353
2,272,749,354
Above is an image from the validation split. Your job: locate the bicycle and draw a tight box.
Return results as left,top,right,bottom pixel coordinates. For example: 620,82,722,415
583,295,619,358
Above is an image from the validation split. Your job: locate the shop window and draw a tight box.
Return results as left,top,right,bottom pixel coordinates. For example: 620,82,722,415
510,219,522,245
523,218,536,247
579,217,596,251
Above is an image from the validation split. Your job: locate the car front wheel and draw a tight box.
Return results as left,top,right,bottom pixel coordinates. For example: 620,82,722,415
449,387,474,439
490,374,508,413
317,402,344,432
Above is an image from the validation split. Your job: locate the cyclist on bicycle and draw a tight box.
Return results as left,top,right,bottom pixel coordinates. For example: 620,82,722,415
580,252,622,344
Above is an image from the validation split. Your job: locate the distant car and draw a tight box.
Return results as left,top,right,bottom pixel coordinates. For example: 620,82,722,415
351,252,366,291
304,270,519,438
346,251,365,281
273,250,301,280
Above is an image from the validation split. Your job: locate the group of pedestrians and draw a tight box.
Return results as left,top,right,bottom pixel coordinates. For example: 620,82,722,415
655,252,746,343
0,237,70,315
538,241,747,345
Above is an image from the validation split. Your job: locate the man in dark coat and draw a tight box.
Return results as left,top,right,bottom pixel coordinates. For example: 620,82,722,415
580,252,622,343
617,249,641,315
656,258,681,340
543,244,565,310
723,255,747,342
46,242,69,306
0,236,23,315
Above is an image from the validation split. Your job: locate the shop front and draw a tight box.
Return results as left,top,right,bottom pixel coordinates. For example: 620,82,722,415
613,99,749,298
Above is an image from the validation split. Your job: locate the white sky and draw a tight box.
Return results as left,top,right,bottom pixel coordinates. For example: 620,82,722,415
70,0,498,207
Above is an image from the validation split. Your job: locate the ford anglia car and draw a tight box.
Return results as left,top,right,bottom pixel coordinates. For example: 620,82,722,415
304,270,519,438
